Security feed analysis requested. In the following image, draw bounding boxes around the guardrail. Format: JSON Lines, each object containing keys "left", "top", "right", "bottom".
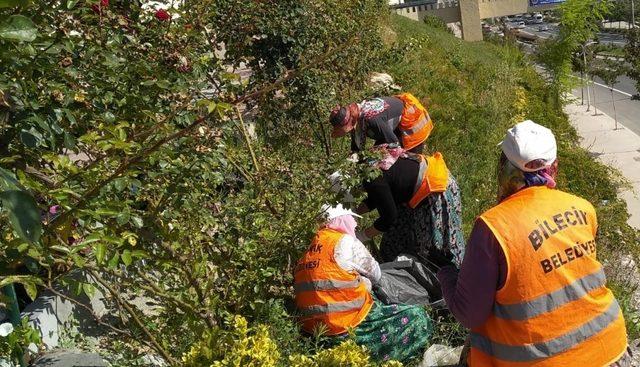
{"left": 389, "top": 0, "right": 438, "bottom": 9}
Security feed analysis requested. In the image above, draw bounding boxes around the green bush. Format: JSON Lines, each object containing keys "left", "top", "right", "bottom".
{"left": 1, "top": 1, "right": 638, "bottom": 365}
{"left": 0, "top": 0, "right": 388, "bottom": 363}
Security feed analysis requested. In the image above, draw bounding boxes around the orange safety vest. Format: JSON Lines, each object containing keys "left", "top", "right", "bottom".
{"left": 396, "top": 93, "right": 434, "bottom": 150}
{"left": 294, "top": 228, "right": 374, "bottom": 335}
{"left": 470, "top": 186, "right": 627, "bottom": 367}
{"left": 407, "top": 152, "right": 449, "bottom": 209}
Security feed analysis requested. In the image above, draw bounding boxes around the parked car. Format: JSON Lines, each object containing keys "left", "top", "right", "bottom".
{"left": 537, "top": 24, "right": 549, "bottom": 31}
{"left": 514, "top": 21, "right": 526, "bottom": 29}
{"left": 533, "top": 13, "right": 544, "bottom": 24}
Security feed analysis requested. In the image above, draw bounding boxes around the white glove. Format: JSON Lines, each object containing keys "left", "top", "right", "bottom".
{"left": 356, "top": 230, "right": 371, "bottom": 243}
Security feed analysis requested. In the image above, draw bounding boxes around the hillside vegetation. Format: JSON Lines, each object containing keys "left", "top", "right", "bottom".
{"left": 1, "top": 2, "right": 638, "bottom": 365}
{"left": 387, "top": 14, "right": 640, "bottom": 339}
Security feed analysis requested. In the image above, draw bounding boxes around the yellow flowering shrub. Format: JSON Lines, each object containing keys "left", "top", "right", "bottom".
{"left": 182, "top": 315, "right": 280, "bottom": 367}
{"left": 510, "top": 87, "right": 529, "bottom": 124}
{"left": 288, "top": 340, "right": 404, "bottom": 367}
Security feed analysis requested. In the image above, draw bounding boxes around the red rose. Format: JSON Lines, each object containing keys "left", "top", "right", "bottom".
{"left": 155, "top": 9, "right": 171, "bottom": 21}
{"left": 91, "top": 0, "right": 109, "bottom": 14}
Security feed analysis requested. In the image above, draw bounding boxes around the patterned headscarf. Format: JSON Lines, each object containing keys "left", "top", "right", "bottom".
{"left": 497, "top": 152, "right": 558, "bottom": 202}
{"left": 372, "top": 143, "right": 406, "bottom": 170}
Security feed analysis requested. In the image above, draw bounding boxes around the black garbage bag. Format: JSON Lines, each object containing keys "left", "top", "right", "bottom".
{"left": 373, "top": 254, "right": 445, "bottom": 309}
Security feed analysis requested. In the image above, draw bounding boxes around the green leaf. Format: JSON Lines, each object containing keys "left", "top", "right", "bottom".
{"left": 0, "top": 0, "right": 28, "bottom": 8}
{"left": 0, "top": 275, "right": 42, "bottom": 300}
{"left": 0, "top": 275, "right": 42, "bottom": 288}
{"left": 0, "top": 167, "right": 20, "bottom": 190}
{"left": 107, "top": 251, "right": 120, "bottom": 269}
{"left": 63, "top": 131, "right": 77, "bottom": 150}
{"left": 116, "top": 211, "right": 130, "bottom": 225}
{"left": 95, "top": 242, "right": 106, "bottom": 264}
{"left": 0, "top": 15, "right": 37, "bottom": 42}
{"left": 66, "top": 0, "right": 79, "bottom": 9}
{"left": 49, "top": 245, "right": 70, "bottom": 254}
{"left": 82, "top": 283, "right": 96, "bottom": 298}
{"left": 121, "top": 249, "right": 132, "bottom": 266}
{"left": 131, "top": 250, "right": 147, "bottom": 259}
{"left": 23, "top": 282, "right": 37, "bottom": 300}
{"left": 0, "top": 190, "right": 42, "bottom": 244}
{"left": 131, "top": 216, "right": 143, "bottom": 228}
{"left": 20, "top": 128, "right": 41, "bottom": 147}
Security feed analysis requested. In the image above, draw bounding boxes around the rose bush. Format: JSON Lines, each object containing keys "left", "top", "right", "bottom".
{"left": 0, "top": 0, "right": 390, "bottom": 364}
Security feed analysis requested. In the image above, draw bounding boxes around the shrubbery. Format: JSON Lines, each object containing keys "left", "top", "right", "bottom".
{"left": 1, "top": 0, "right": 391, "bottom": 363}
{"left": 2, "top": 1, "right": 638, "bottom": 365}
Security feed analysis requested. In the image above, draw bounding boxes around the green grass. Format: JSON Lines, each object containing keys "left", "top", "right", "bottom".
{"left": 388, "top": 15, "right": 640, "bottom": 338}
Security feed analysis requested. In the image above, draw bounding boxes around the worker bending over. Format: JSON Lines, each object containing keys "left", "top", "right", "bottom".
{"left": 329, "top": 93, "right": 433, "bottom": 154}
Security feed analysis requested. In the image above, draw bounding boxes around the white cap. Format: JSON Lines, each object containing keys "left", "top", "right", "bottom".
{"left": 321, "top": 204, "right": 362, "bottom": 220}
{"left": 500, "top": 120, "right": 557, "bottom": 172}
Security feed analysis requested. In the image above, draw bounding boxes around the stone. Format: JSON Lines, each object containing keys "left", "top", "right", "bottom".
{"left": 31, "top": 350, "right": 107, "bottom": 367}
{"left": 141, "top": 354, "right": 167, "bottom": 366}
{"left": 21, "top": 270, "right": 107, "bottom": 349}
{"left": 369, "top": 72, "right": 401, "bottom": 91}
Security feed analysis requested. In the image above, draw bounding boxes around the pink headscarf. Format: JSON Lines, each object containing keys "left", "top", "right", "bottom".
{"left": 325, "top": 214, "right": 358, "bottom": 237}
{"left": 374, "top": 144, "right": 406, "bottom": 170}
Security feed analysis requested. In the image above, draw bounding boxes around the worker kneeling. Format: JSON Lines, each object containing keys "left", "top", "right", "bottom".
{"left": 294, "top": 204, "right": 432, "bottom": 363}
{"left": 438, "top": 120, "right": 630, "bottom": 366}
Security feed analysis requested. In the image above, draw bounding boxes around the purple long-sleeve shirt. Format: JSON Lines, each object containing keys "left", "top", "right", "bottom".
{"left": 437, "top": 219, "right": 508, "bottom": 329}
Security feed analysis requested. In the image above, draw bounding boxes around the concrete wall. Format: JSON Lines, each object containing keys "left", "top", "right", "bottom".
{"left": 393, "top": 0, "right": 560, "bottom": 41}
{"left": 478, "top": 0, "right": 557, "bottom": 19}
{"left": 393, "top": 1, "right": 462, "bottom": 24}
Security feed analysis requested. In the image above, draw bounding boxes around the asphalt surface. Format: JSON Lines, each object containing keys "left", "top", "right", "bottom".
{"left": 509, "top": 23, "right": 640, "bottom": 136}
{"left": 572, "top": 75, "right": 640, "bottom": 136}
{"left": 522, "top": 22, "right": 627, "bottom": 46}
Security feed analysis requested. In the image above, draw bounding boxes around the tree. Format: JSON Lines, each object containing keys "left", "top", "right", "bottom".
{"left": 0, "top": 0, "right": 389, "bottom": 364}
{"left": 536, "top": 0, "right": 610, "bottom": 108}
{"left": 625, "top": 27, "right": 640, "bottom": 99}
{"left": 590, "top": 58, "right": 628, "bottom": 127}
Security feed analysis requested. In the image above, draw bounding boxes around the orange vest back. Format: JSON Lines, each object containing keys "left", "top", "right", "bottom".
{"left": 470, "top": 186, "right": 627, "bottom": 367}
{"left": 407, "top": 152, "right": 449, "bottom": 209}
{"left": 396, "top": 93, "right": 434, "bottom": 150}
{"left": 294, "top": 228, "right": 374, "bottom": 335}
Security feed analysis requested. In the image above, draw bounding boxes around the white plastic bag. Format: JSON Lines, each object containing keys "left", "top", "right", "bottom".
{"left": 419, "top": 344, "right": 463, "bottom": 367}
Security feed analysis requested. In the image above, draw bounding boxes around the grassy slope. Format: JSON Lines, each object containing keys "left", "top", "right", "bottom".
{"left": 387, "top": 15, "right": 640, "bottom": 336}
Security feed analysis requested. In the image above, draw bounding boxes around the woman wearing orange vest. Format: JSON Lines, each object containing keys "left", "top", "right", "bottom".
{"left": 355, "top": 144, "right": 465, "bottom": 267}
{"left": 438, "top": 120, "right": 630, "bottom": 367}
{"left": 329, "top": 93, "right": 433, "bottom": 154}
{"left": 294, "top": 204, "right": 433, "bottom": 363}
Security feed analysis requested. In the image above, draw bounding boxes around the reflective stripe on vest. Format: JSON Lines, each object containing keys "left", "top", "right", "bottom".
{"left": 299, "top": 297, "right": 367, "bottom": 317}
{"left": 293, "top": 279, "right": 362, "bottom": 293}
{"left": 472, "top": 299, "right": 621, "bottom": 362}
{"left": 407, "top": 153, "right": 449, "bottom": 209}
{"left": 396, "top": 93, "right": 433, "bottom": 150}
{"left": 401, "top": 114, "right": 429, "bottom": 136}
{"left": 494, "top": 268, "right": 606, "bottom": 320}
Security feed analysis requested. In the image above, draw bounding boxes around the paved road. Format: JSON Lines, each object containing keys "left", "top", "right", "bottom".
{"left": 571, "top": 75, "right": 640, "bottom": 136}
{"left": 522, "top": 22, "right": 627, "bottom": 46}
{"left": 515, "top": 28, "right": 640, "bottom": 136}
